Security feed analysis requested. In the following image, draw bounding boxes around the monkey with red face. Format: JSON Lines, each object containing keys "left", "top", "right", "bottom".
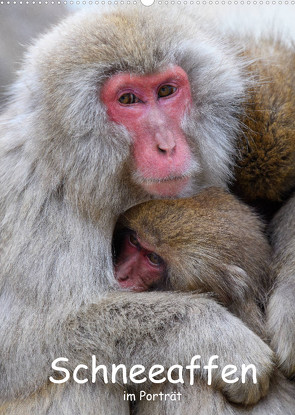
{"left": 101, "top": 67, "right": 195, "bottom": 197}
{"left": 114, "top": 229, "right": 168, "bottom": 292}
{"left": 114, "top": 187, "right": 295, "bottom": 414}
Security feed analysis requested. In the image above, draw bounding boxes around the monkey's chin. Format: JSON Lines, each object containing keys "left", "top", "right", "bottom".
{"left": 142, "top": 177, "right": 190, "bottom": 198}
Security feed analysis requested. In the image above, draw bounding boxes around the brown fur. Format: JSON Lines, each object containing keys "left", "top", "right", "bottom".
{"left": 117, "top": 187, "right": 295, "bottom": 414}
{"left": 0, "top": 7, "right": 278, "bottom": 414}
{"left": 118, "top": 187, "right": 271, "bottom": 337}
{"left": 233, "top": 39, "right": 295, "bottom": 205}
{"left": 2, "top": 6, "right": 295, "bottom": 415}
{"left": 267, "top": 195, "right": 295, "bottom": 379}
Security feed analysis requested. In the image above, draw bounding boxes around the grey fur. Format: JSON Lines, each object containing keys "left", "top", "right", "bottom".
{"left": 0, "top": 7, "right": 278, "bottom": 414}
{"left": 267, "top": 195, "right": 295, "bottom": 380}
{"left": 120, "top": 190, "right": 295, "bottom": 414}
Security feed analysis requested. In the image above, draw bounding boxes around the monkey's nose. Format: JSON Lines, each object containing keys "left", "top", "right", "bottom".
{"left": 155, "top": 129, "right": 176, "bottom": 156}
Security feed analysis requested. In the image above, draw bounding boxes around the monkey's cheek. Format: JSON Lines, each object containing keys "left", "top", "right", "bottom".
{"left": 141, "top": 177, "right": 191, "bottom": 197}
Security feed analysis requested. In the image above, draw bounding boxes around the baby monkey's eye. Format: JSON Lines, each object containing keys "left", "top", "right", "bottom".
{"left": 118, "top": 93, "right": 140, "bottom": 105}
{"left": 158, "top": 85, "right": 177, "bottom": 98}
{"left": 129, "top": 233, "right": 141, "bottom": 248}
{"left": 147, "top": 252, "right": 163, "bottom": 266}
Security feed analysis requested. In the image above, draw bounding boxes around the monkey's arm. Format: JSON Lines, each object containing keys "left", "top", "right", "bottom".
{"left": 267, "top": 195, "right": 295, "bottom": 379}
{"left": 0, "top": 291, "right": 273, "bottom": 406}
{"left": 0, "top": 194, "right": 273, "bottom": 406}
{"left": 63, "top": 292, "right": 274, "bottom": 406}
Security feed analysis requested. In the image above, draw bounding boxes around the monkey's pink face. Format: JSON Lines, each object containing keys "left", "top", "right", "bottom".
{"left": 101, "top": 66, "right": 193, "bottom": 197}
{"left": 114, "top": 231, "right": 165, "bottom": 292}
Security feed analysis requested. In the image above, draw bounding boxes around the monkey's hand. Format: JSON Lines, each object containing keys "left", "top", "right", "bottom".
{"left": 267, "top": 283, "right": 295, "bottom": 379}
{"left": 67, "top": 292, "right": 274, "bottom": 406}
{"left": 211, "top": 326, "right": 274, "bottom": 406}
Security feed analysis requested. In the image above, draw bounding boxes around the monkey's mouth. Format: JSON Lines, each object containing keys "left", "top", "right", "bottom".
{"left": 146, "top": 175, "right": 189, "bottom": 183}
{"left": 140, "top": 176, "right": 191, "bottom": 197}
{"left": 133, "top": 159, "right": 199, "bottom": 197}
{"left": 116, "top": 278, "right": 150, "bottom": 292}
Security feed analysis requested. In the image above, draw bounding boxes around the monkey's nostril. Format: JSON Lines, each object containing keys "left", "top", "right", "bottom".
{"left": 119, "top": 275, "right": 129, "bottom": 281}
{"left": 158, "top": 146, "right": 167, "bottom": 154}
{"left": 157, "top": 145, "right": 176, "bottom": 156}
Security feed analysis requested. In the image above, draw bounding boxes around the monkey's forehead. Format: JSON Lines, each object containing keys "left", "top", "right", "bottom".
{"left": 24, "top": 7, "right": 239, "bottom": 85}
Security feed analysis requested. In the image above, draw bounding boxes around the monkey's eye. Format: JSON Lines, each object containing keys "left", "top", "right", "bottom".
{"left": 147, "top": 252, "right": 163, "bottom": 267}
{"left": 129, "top": 233, "right": 141, "bottom": 248}
{"left": 158, "top": 85, "right": 177, "bottom": 98}
{"left": 118, "top": 93, "right": 140, "bottom": 105}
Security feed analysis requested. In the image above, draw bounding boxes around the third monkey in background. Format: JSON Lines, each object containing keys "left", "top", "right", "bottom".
{"left": 114, "top": 187, "right": 295, "bottom": 414}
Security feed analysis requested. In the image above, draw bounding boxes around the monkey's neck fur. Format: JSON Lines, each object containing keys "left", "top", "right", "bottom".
{"left": 0, "top": 109, "right": 146, "bottom": 307}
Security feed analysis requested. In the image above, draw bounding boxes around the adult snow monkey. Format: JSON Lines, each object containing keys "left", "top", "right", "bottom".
{"left": 1, "top": 6, "right": 295, "bottom": 415}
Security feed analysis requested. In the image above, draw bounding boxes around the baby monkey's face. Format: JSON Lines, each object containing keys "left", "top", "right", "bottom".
{"left": 114, "top": 229, "right": 166, "bottom": 292}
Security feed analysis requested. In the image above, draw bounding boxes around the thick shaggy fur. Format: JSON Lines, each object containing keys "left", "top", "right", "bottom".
{"left": 0, "top": 6, "right": 293, "bottom": 415}
{"left": 234, "top": 39, "right": 295, "bottom": 206}
{"left": 118, "top": 188, "right": 272, "bottom": 336}
{"left": 231, "top": 38, "right": 295, "bottom": 381}
{"left": 267, "top": 196, "right": 295, "bottom": 379}
{"left": 118, "top": 188, "right": 295, "bottom": 414}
